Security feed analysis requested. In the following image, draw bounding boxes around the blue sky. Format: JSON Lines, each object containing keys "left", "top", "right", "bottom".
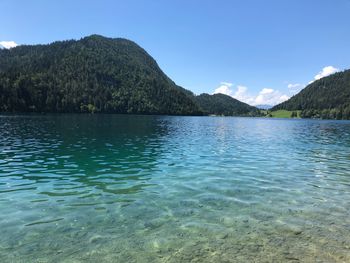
{"left": 1, "top": 0, "right": 350, "bottom": 105}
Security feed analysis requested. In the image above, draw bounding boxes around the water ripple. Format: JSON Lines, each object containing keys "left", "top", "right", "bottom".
{"left": 0, "top": 115, "right": 350, "bottom": 262}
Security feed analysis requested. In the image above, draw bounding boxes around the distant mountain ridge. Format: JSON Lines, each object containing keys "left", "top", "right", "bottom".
{"left": 256, "top": 104, "right": 273, "bottom": 110}
{"left": 272, "top": 69, "right": 350, "bottom": 119}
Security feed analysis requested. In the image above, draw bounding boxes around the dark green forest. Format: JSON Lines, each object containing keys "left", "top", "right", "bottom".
{"left": 272, "top": 70, "right": 350, "bottom": 119}
{"left": 0, "top": 35, "right": 262, "bottom": 116}
{"left": 194, "top": 93, "right": 262, "bottom": 116}
{"left": 2, "top": 34, "right": 348, "bottom": 119}
{"left": 0, "top": 35, "right": 202, "bottom": 115}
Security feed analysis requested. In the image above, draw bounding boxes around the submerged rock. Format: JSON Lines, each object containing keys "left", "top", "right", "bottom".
{"left": 89, "top": 235, "right": 104, "bottom": 244}
{"left": 293, "top": 230, "right": 302, "bottom": 235}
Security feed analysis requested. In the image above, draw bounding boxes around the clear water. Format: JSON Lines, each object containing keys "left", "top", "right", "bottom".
{"left": 1, "top": 115, "right": 350, "bottom": 262}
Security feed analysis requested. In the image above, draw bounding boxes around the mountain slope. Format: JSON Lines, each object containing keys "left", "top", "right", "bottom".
{"left": 194, "top": 93, "right": 261, "bottom": 116}
{"left": 272, "top": 70, "right": 350, "bottom": 119}
{"left": 0, "top": 35, "right": 201, "bottom": 115}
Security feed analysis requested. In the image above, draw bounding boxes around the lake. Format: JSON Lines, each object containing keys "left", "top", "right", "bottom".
{"left": 0, "top": 115, "right": 350, "bottom": 262}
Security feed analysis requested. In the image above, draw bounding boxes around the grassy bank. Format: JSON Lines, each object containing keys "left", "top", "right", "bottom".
{"left": 262, "top": 110, "right": 301, "bottom": 118}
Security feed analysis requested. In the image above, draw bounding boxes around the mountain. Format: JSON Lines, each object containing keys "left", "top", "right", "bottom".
{"left": 256, "top": 104, "right": 273, "bottom": 110}
{"left": 194, "top": 93, "right": 261, "bottom": 116}
{"left": 0, "top": 35, "right": 201, "bottom": 115}
{"left": 272, "top": 70, "right": 350, "bottom": 119}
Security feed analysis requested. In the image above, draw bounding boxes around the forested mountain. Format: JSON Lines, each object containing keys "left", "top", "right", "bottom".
{"left": 0, "top": 35, "right": 202, "bottom": 115}
{"left": 194, "top": 93, "right": 261, "bottom": 116}
{"left": 272, "top": 70, "right": 350, "bottom": 119}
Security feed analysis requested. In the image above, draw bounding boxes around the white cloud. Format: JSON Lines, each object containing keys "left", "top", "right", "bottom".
{"left": 288, "top": 83, "right": 301, "bottom": 89}
{"left": 287, "top": 83, "right": 305, "bottom": 95}
{"left": 260, "top": 88, "right": 274, "bottom": 95}
{"left": 280, "top": 94, "right": 290, "bottom": 101}
{"left": 233, "top": 85, "right": 256, "bottom": 105}
{"left": 0, "top": 41, "right": 18, "bottom": 49}
{"left": 212, "top": 65, "right": 340, "bottom": 107}
{"left": 287, "top": 65, "right": 340, "bottom": 94}
{"left": 309, "top": 66, "right": 339, "bottom": 84}
{"left": 213, "top": 82, "right": 289, "bottom": 106}
{"left": 213, "top": 82, "right": 234, "bottom": 96}
{"left": 220, "top": 82, "right": 233, "bottom": 87}
{"left": 254, "top": 88, "right": 289, "bottom": 106}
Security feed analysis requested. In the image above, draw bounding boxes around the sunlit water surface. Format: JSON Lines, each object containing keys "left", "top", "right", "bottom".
{"left": 1, "top": 115, "right": 350, "bottom": 262}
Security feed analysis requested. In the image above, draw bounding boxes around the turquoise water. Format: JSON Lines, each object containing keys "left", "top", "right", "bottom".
{"left": 1, "top": 115, "right": 350, "bottom": 262}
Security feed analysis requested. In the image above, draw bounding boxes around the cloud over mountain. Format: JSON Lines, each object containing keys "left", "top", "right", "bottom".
{"left": 213, "top": 83, "right": 289, "bottom": 106}
{"left": 0, "top": 41, "right": 18, "bottom": 49}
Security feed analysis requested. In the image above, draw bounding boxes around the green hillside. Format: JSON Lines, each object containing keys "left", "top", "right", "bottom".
{"left": 194, "top": 93, "right": 261, "bottom": 116}
{"left": 0, "top": 35, "right": 201, "bottom": 115}
{"left": 272, "top": 70, "right": 350, "bottom": 119}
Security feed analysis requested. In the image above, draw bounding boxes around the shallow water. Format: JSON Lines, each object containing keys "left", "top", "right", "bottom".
{"left": 0, "top": 115, "right": 350, "bottom": 262}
